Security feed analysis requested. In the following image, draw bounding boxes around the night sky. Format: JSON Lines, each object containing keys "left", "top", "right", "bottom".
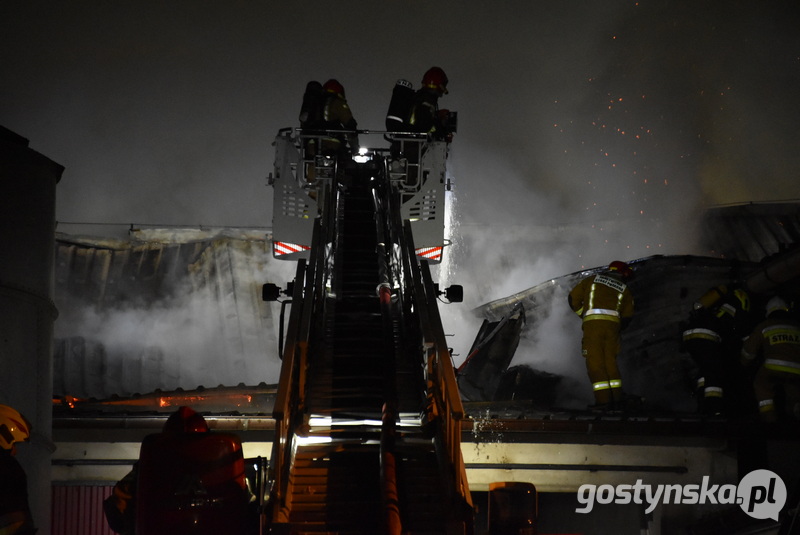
{"left": 2, "top": 0, "right": 799, "bottom": 300}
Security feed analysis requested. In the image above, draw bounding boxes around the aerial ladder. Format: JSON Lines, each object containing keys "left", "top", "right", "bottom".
{"left": 263, "top": 127, "right": 473, "bottom": 534}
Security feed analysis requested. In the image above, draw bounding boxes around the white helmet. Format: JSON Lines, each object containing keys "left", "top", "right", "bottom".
{"left": 766, "top": 296, "right": 789, "bottom": 317}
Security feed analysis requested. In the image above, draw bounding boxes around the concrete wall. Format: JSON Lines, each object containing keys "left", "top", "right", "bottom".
{"left": 0, "top": 126, "right": 63, "bottom": 534}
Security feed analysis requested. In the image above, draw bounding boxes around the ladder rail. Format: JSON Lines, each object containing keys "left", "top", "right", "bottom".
{"left": 400, "top": 219, "right": 474, "bottom": 525}
{"left": 267, "top": 179, "right": 335, "bottom": 523}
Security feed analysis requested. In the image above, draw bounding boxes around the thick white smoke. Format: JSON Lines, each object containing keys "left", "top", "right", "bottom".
{"left": 53, "top": 236, "right": 296, "bottom": 396}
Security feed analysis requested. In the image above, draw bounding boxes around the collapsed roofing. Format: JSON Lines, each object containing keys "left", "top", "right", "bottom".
{"left": 459, "top": 202, "right": 800, "bottom": 411}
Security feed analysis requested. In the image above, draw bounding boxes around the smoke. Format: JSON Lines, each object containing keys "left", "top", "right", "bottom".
{"left": 514, "top": 290, "right": 594, "bottom": 409}
{"left": 439, "top": 32, "right": 716, "bottom": 339}
{"left": 56, "top": 289, "right": 230, "bottom": 394}
{"left": 4, "top": 2, "right": 798, "bottom": 397}
{"left": 436, "top": 1, "right": 800, "bottom": 400}
{"left": 53, "top": 236, "right": 296, "bottom": 396}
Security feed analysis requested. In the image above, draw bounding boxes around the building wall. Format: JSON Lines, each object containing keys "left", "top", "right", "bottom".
{"left": 52, "top": 485, "right": 116, "bottom": 535}
{"left": 0, "top": 126, "right": 63, "bottom": 535}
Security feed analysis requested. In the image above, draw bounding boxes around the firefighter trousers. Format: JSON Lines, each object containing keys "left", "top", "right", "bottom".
{"left": 581, "top": 320, "right": 623, "bottom": 404}
{"left": 753, "top": 366, "right": 800, "bottom": 422}
{"left": 682, "top": 336, "right": 739, "bottom": 415}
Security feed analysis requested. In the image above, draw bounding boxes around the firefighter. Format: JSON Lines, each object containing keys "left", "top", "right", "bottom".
{"left": 390, "top": 67, "right": 455, "bottom": 188}
{"left": 0, "top": 404, "right": 36, "bottom": 535}
{"left": 103, "top": 406, "right": 212, "bottom": 535}
{"left": 319, "top": 78, "right": 359, "bottom": 157}
{"left": 741, "top": 296, "right": 800, "bottom": 422}
{"left": 681, "top": 283, "right": 753, "bottom": 416}
{"left": 300, "top": 79, "right": 358, "bottom": 185}
{"left": 408, "top": 66, "right": 453, "bottom": 142}
{"left": 568, "top": 261, "right": 635, "bottom": 410}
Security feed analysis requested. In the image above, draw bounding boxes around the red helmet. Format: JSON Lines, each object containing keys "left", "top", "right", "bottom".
{"left": 323, "top": 79, "right": 345, "bottom": 97}
{"left": 422, "top": 67, "right": 448, "bottom": 95}
{"left": 162, "top": 406, "right": 209, "bottom": 434}
{"left": 608, "top": 260, "right": 633, "bottom": 280}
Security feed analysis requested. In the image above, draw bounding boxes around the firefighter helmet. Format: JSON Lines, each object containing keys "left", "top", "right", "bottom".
{"left": 422, "top": 66, "right": 448, "bottom": 95}
{"left": 0, "top": 405, "right": 32, "bottom": 450}
{"left": 162, "top": 406, "right": 209, "bottom": 434}
{"left": 608, "top": 260, "right": 633, "bottom": 280}
{"left": 322, "top": 79, "right": 345, "bottom": 97}
{"left": 766, "top": 296, "right": 789, "bottom": 317}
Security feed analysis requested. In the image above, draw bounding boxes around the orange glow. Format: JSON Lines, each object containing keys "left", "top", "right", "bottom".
{"left": 53, "top": 395, "right": 84, "bottom": 409}
{"left": 53, "top": 389, "right": 263, "bottom": 411}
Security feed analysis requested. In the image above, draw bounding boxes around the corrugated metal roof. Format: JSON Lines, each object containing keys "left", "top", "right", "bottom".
{"left": 53, "top": 230, "right": 294, "bottom": 398}
{"left": 702, "top": 201, "right": 800, "bottom": 261}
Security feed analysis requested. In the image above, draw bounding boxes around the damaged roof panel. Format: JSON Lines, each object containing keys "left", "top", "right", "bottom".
{"left": 53, "top": 229, "right": 294, "bottom": 399}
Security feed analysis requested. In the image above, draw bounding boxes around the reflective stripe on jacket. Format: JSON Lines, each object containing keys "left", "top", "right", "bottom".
{"left": 741, "top": 317, "right": 800, "bottom": 366}
{"left": 682, "top": 328, "right": 722, "bottom": 343}
{"left": 569, "top": 273, "right": 633, "bottom": 324}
